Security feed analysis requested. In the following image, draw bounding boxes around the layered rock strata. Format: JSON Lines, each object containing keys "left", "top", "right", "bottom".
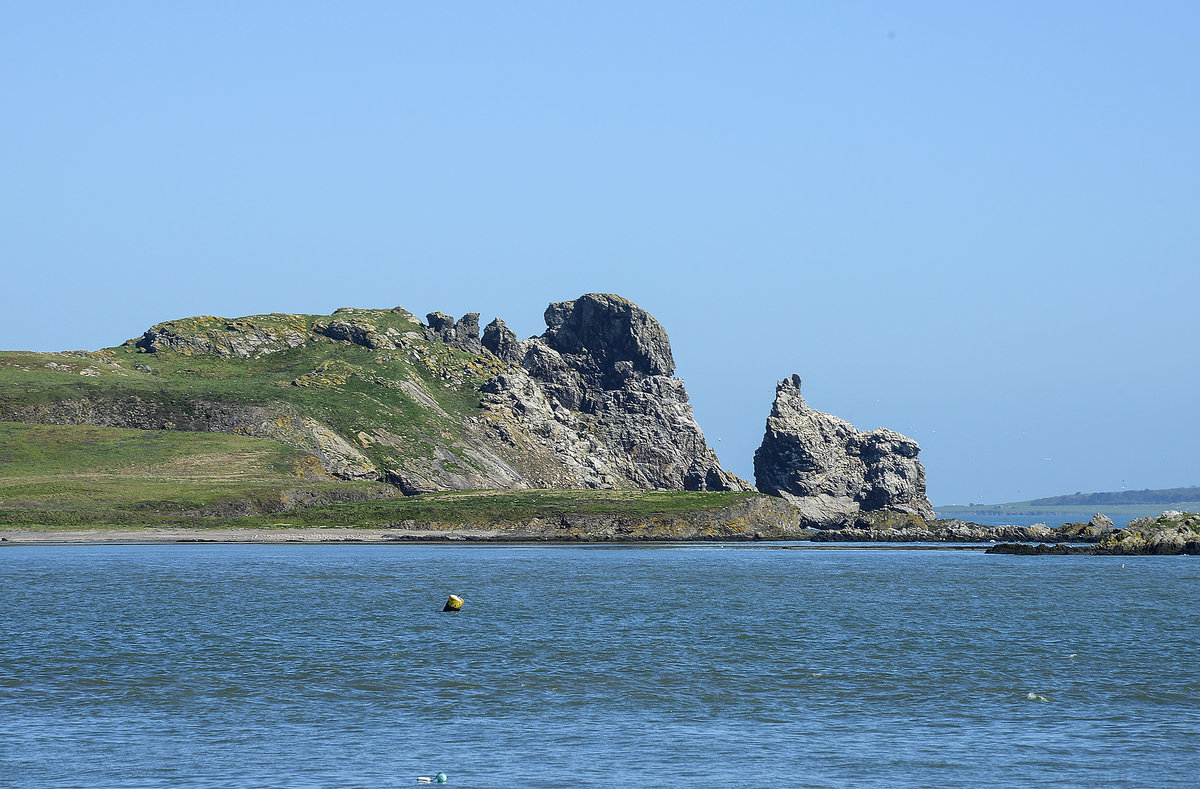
{"left": 753, "top": 374, "right": 934, "bottom": 525}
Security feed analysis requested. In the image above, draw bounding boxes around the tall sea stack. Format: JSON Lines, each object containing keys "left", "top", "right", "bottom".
{"left": 753, "top": 374, "right": 934, "bottom": 525}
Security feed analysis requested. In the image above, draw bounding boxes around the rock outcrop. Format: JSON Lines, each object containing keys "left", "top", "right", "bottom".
{"left": 753, "top": 374, "right": 934, "bottom": 525}
{"left": 478, "top": 294, "right": 749, "bottom": 492}
{"left": 425, "top": 312, "right": 484, "bottom": 353}
{"left": 481, "top": 318, "right": 524, "bottom": 365}
{"left": 811, "top": 513, "right": 1088, "bottom": 543}
{"left": 1091, "top": 510, "right": 1200, "bottom": 554}
{"left": 133, "top": 316, "right": 310, "bottom": 358}
{"left": 1056, "top": 513, "right": 1117, "bottom": 539}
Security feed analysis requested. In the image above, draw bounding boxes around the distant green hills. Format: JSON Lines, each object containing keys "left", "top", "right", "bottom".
{"left": 1028, "top": 486, "right": 1200, "bottom": 507}
{"left": 936, "top": 485, "right": 1200, "bottom": 526}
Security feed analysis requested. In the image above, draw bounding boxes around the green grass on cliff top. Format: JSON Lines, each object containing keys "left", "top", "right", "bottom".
{"left": 0, "top": 307, "right": 506, "bottom": 477}
{"left": 0, "top": 422, "right": 758, "bottom": 530}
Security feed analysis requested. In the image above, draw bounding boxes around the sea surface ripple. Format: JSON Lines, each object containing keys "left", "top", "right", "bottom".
{"left": 1, "top": 544, "right": 1197, "bottom": 788}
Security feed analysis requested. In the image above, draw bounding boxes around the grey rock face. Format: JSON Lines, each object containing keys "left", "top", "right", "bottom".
{"left": 481, "top": 318, "right": 523, "bottom": 364}
{"left": 542, "top": 293, "right": 674, "bottom": 382}
{"left": 478, "top": 294, "right": 749, "bottom": 492}
{"left": 1059, "top": 512, "right": 1118, "bottom": 539}
{"left": 1088, "top": 513, "right": 1116, "bottom": 535}
{"left": 133, "top": 321, "right": 307, "bottom": 359}
{"left": 313, "top": 318, "right": 394, "bottom": 349}
{"left": 754, "top": 374, "right": 934, "bottom": 524}
{"left": 425, "top": 312, "right": 484, "bottom": 353}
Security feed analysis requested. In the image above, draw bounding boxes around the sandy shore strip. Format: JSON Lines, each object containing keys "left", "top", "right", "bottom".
{"left": 0, "top": 528, "right": 996, "bottom": 549}
{"left": 0, "top": 527, "right": 512, "bottom": 545}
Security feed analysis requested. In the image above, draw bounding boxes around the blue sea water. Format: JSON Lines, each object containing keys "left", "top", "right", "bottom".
{"left": 935, "top": 512, "right": 1143, "bottom": 529}
{"left": 1, "top": 544, "right": 1197, "bottom": 788}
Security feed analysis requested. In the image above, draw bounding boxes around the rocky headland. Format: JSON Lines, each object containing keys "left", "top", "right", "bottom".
{"left": 1, "top": 295, "right": 747, "bottom": 500}
{"left": 3, "top": 292, "right": 1185, "bottom": 547}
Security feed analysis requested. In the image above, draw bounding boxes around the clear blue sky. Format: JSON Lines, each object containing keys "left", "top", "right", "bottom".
{"left": 3, "top": 2, "right": 1197, "bottom": 505}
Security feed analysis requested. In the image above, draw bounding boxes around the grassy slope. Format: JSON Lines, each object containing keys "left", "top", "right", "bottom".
{"left": 937, "top": 484, "right": 1200, "bottom": 517}
{"left": 1029, "top": 485, "right": 1200, "bottom": 506}
{"left": 0, "top": 422, "right": 760, "bottom": 530}
{"left": 0, "top": 422, "right": 389, "bottom": 528}
{"left": 0, "top": 308, "right": 505, "bottom": 477}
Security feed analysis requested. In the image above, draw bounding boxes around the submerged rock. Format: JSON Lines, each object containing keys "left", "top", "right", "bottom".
{"left": 753, "top": 374, "right": 934, "bottom": 525}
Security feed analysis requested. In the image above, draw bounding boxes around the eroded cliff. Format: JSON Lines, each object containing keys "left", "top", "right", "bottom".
{"left": 0, "top": 295, "right": 747, "bottom": 495}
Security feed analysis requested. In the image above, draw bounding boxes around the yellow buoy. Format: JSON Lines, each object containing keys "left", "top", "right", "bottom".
{"left": 442, "top": 594, "right": 464, "bottom": 612}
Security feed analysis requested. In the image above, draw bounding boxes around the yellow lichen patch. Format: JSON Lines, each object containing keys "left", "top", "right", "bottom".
{"left": 292, "top": 455, "right": 328, "bottom": 479}
{"left": 291, "top": 359, "right": 359, "bottom": 388}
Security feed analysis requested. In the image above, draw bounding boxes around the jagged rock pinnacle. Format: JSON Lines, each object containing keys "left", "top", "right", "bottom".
{"left": 754, "top": 374, "right": 934, "bottom": 524}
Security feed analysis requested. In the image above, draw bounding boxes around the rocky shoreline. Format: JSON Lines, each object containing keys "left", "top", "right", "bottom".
{"left": 6, "top": 508, "right": 1196, "bottom": 553}
{"left": 986, "top": 511, "right": 1200, "bottom": 556}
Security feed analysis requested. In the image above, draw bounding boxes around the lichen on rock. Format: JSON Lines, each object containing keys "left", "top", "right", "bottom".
{"left": 129, "top": 315, "right": 309, "bottom": 358}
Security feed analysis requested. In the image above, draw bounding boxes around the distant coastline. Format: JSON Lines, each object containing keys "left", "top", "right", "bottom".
{"left": 937, "top": 485, "right": 1200, "bottom": 528}
{"left": 934, "top": 506, "right": 1171, "bottom": 529}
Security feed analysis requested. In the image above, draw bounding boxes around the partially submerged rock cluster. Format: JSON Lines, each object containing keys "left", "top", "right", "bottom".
{"left": 988, "top": 511, "right": 1200, "bottom": 555}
